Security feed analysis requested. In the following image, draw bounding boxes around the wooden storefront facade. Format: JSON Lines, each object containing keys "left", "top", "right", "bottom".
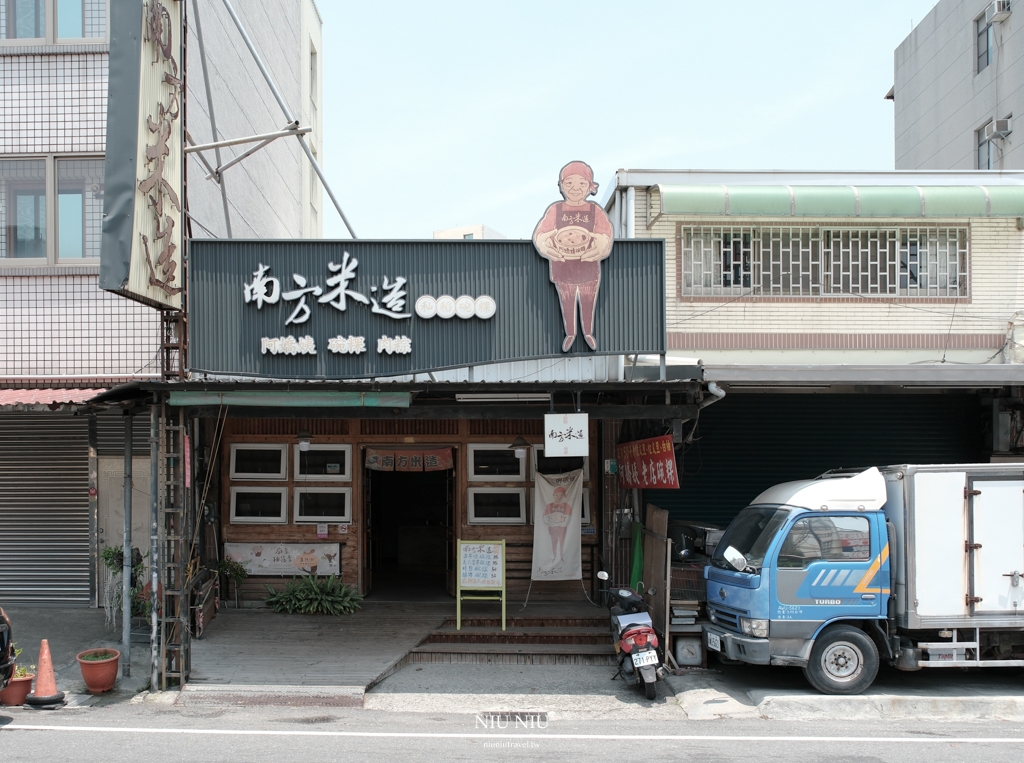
{"left": 219, "top": 415, "right": 607, "bottom": 603}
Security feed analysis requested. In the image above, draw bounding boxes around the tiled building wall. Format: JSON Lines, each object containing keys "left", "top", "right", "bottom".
{"left": 631, "top": 187, "right": 1023, "bottom": 352}
{"left": 0, "top": 51, "right": 107, "bottom": 153}
{"left": 0, "top": 273, "right": 161, "bottom": 383}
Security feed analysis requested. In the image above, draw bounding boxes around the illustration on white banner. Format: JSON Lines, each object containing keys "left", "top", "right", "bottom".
{"left": 532, "top": 469, "right": 584, "bottom": 581}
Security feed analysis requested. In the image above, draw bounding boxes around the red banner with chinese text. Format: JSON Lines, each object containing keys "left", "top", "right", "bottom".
{"left": 365, "top": 447, "right": 453, "bottom": 472}
{"left": 615, "top": 435, "right": 679, "bottom": 489}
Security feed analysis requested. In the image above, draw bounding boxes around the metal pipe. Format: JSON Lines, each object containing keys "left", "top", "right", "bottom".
{"left": 191, "top": 0, "right": 232, "bottom": 237}
{"left": 219, "top": 0, "right": 357, "bottom": 238}
{"left": 122, "top": 411, "right": 133, "bottom": 676}
{"left": 206, "top": 126, "right": 302, "bottom": 179}
{"left": 149, "top": 404, "right": 160, "bottom": 691}
{"left": 184, "top": 126, "right": 309, "bottom": 154}
{"left": 625, "top": 187, "right": 636, "bottom": 238}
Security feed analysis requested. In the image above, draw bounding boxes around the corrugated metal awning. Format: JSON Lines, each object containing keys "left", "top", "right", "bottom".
{"left": 0, "top": 388, "right": 107, "bottom": 411}
{"left": 656, "top": 184, "right": 1024, "bottom": 218}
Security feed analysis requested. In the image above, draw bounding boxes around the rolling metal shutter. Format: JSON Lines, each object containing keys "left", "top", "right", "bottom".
{"left": 95, "top": 410, "right": 151, "bottom": 456}
{"left": 0, "top": 412, "right": 91, "bottom": 605}
{"left": 645, "top": 393, "right": 989, "bottom": 529}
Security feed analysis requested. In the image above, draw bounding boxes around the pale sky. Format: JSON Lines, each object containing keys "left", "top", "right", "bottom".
{"left": 318, "top": 0, "right": 940, "bottom": 240}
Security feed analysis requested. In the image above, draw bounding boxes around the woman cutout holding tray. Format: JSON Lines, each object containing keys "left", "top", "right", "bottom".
{"left": 532, "top": 160, "right": 614, "bottom": 352}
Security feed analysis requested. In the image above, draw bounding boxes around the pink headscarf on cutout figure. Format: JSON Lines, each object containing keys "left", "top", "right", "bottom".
{"left": 559, "top": 160, "right": 599, "bottom": 196}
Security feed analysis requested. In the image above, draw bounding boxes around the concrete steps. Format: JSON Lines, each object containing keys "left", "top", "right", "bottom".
{"left": 409, "top": 614, "right": 618, "bottom": 665}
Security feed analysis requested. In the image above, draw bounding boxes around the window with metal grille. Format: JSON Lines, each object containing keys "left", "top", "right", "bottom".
{"left": 679, "top": 225, "right": 968, "bottom": 298}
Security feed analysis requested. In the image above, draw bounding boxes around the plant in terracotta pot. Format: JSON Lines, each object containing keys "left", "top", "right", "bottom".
{"left": 76, "top": 648, "right": 120, "bottom": 693}
{"left": 0, "top": 644, "right": 35, "bottom": 706}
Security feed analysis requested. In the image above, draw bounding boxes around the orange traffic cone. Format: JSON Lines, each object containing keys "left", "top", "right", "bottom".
{"left": 25, "top": 639, "right": 65, "bottom": 708}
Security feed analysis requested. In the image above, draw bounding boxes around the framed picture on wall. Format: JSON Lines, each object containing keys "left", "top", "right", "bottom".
{"left": 293, "top": 487, "right": 352, "bottom": 524}
{"left": 230, "top": 443, "right": 288, "bottom": 480}
{"left": 467, "top": 487, "right": 527, "bottom": 525}
{"left": 294, "top": 444, "right": 352, "bottom": 482}
{"left": 229, "top": 486, "right": 288, "bottom": 524}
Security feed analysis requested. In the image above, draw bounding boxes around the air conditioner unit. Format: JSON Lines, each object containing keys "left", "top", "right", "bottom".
{"left": 985, "top": 118, "right": 1013, "bottom": 140}
{"left": 986, "top": 1, "right": 1011, "bottom": 24}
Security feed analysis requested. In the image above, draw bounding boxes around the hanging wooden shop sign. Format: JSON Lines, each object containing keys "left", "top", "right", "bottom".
{"left": 616, "top": 435, "right": 680, "bottom": 489}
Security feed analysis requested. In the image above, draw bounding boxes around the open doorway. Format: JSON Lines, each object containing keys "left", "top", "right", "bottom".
{"left": 366, "top": 468, "right": 453, "bottom": 601}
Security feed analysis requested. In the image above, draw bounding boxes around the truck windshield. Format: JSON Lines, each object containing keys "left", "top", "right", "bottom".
{"left": 711, "top": 506, "right": 790, "bottom": 573}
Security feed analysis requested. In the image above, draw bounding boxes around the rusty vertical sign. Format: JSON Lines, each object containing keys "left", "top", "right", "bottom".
{"left": 101, "top": 0, "right": 184, "bottom": 310}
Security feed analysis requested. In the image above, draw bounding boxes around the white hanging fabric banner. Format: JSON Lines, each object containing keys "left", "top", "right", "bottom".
{"left": 531, "top": 469, "right": 584, "bottom": 581}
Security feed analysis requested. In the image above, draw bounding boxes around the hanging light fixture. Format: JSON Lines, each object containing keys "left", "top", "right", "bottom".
{"left": 507, "top": 435, "right": 529, "bottom": 459}
{"left": 297, "top": 429, "right": 312, "bottom": 452}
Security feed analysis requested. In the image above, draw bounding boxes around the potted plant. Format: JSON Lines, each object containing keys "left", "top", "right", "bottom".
{"left": 217, "top": 558, "right": 248, "bottom": 608}
{"left": 0, "top": 644, "right": 35, "bottom": 706}
{"left": 76, "top": 648, "right": 120, "bottom": 693}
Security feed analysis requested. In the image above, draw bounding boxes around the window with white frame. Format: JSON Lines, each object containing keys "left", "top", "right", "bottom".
{"left": 0, "top": 157, "right": 105, "bottom": 264}
{"left": 0, "top": 0, "right": 107, "bottom": 43}
{"left": 679, "top": 225, "right": 968, "bottom": 298}
{"left": 468, "top": 487, "right": 527, "bottom": 525}
{"left": 230, "top": 443, "right": 289, "bottom": 480}
{"left": 532, "top": 446, "right": 588, "bottom": 484}
{"left": 467, "top": 444, "right": 526, "bottom": 482}
{"left": 230, "top": 487, "right": 288, "bottom": 524}
{"left": 294, "top": 487, "right": 351, "bottom": 524}
{"left": 294, "top": 444, "right": 351, "bottom": 482}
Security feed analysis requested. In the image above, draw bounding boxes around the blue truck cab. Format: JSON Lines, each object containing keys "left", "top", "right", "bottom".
{"left": 703, "top": 467, "right": 892, "bottom": 694}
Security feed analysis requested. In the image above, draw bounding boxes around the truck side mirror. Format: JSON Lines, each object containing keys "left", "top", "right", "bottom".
{"left": 723, "top": 545, "right": 748, "bottom": 573}
{"left": 597, "top": 571, "right": 609, "bottom": 581}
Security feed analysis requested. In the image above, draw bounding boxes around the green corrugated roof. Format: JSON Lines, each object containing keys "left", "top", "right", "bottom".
{"left": 657, "top": 184, "right": 1024, "bottom": 218}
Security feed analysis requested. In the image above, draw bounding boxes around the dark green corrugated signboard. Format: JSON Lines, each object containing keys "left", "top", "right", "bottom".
{"left": 188, "top": 239, "right": 665, "bottom": 379}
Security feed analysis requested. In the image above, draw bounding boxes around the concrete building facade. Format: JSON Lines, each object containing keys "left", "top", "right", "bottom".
{"left": 0, "top": 0, "right": 322, "bottom": 605}
{"left": 894, "top": 0, "right": 1023, "bottom": 170}
{"left": 604, "top": 169, "right": 1024, "bottom": 523}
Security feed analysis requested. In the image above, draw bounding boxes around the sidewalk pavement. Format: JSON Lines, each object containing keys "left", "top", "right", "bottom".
{"left": 664, "top": 661, "right": 1024, "bottom": 721}
{"left": 3, "top": 607, "right": 150, "bottom": 707}
{"left": 6, "top": 605, "right": 1024, "bottom": 721}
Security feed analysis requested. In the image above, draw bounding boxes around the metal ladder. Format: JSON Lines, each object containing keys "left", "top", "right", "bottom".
{"left": 159, "top": 403, "right": 192, "bottom": 689}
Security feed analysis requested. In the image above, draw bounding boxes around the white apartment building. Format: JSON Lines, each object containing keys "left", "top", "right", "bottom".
{"left": 604, "top": 169, "right": 1024, "bottom": 525}
{"left": 0, "top": 0, "right": 322, "bottom": 605}
{"left": 894, "top": 0, "right": 1022, "bottom": 170}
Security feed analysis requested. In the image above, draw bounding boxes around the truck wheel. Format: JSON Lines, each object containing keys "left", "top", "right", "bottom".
{"left": 802, "top": 625, "right": 878, "bottom": 695}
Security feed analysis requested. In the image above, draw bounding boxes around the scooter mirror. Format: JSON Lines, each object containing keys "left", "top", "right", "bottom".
{"left": 597, "top": 571, "right": 609, "bottom": 581}
{"left": 647, "top": 587, "right": 658, "bottom": 597}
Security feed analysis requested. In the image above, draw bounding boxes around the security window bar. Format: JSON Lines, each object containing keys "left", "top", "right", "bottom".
{"left": 680, "top": 225, "right": 968, "bottom": 298}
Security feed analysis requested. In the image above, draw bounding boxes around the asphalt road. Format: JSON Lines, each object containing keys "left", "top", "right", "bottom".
{"left": 2, "top": 702, "right": 1023, "bottom": 763}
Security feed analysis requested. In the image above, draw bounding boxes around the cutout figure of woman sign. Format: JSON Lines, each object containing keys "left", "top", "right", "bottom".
{"left": 532, "top": 161, "right": 614, "bottom": 352}
{"left": 543, "top": 486, "right": 573, "bottom": 567}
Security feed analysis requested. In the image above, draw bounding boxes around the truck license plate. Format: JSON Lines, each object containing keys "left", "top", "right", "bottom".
{"left": 632, "top": 649, "right": 659, "bottom": 667}
{"left": 707, "top": 632, "right": 721, "bottom": 652}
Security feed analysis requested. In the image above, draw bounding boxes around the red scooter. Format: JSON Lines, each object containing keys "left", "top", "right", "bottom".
{"left": 597, "top": 570, "right": 661, "bottom": 699}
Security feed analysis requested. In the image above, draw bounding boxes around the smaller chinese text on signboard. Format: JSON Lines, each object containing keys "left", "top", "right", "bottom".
{"left": 616, "top": 435, "right": 679, "bottom": 489}
{"left": 459, "top": 542, "right": 504, "bottom": 589}
{"left": 544, "top": 413, "right": 589, "bottom": 457}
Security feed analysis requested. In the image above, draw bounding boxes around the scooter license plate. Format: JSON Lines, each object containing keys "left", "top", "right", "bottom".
{"left": 707, "top": 632, "right": 722, "bottom": 652}
{"left": 631, "top": 649, "right": 659, "bottom": 668}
